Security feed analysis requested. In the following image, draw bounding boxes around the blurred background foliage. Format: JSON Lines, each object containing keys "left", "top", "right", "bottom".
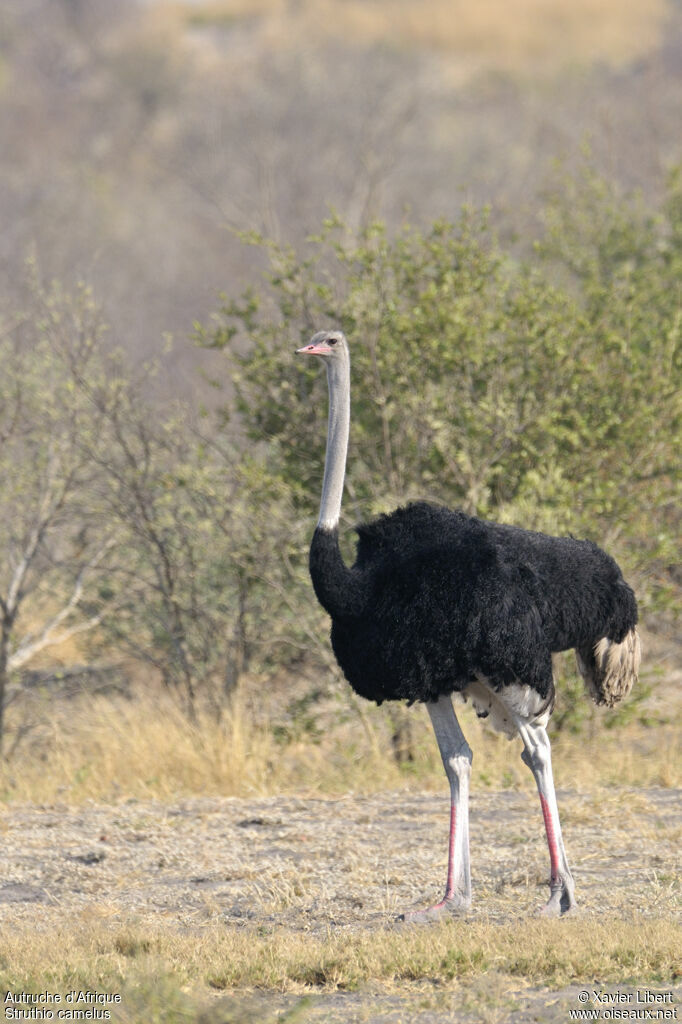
{"left": 0, "top": 0, "right": 680, "bottom": 775}
{"left": 202, "top": 172, "right": 681, "bottom": 613}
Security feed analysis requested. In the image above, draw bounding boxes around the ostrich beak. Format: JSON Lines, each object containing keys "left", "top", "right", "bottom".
{"left": 296, "top": 342, "right": 330, "bottom": 356}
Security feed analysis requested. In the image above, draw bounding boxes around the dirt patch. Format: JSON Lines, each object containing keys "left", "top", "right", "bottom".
{"left": 1, "top": 787, "right": 679, "bottom": 927}
{"left": 0, "top": 787, "right": 680, "bottom": 1021}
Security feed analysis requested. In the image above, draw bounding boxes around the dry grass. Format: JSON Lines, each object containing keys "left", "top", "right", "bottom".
{"left": 0, "top": 686, "right": 679, "bottom": 804}
{"left": 1, "top": 915, "right": 679, "bottom": 1003}
{"left": 161, "top": 0, "right": 670, "bottom": 75}
{"left": 0, "top": 689, "right": 679, "bottom": 1022}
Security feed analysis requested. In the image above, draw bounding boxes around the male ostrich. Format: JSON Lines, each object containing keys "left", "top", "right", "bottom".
{"left": 297, "top": 329, "right": 640, "bottom": 919}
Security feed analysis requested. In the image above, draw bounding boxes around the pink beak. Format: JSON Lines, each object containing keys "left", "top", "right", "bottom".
{"left": 296, "top": 342, "right": 331, "bottom": 356}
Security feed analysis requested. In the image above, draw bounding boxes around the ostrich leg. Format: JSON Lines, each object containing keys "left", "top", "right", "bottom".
{"left": 514, "top": 716, "right": 576, "bottom": 916}
{"left": 399, "top": 694, "right": 472, "bottom": 921}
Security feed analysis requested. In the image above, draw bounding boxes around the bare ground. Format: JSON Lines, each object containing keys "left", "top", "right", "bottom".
{"left": 0, "top": 786, "right": 680, "bottom": 1022}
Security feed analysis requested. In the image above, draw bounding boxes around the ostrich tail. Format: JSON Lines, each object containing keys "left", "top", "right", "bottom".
{"left": 575, "top": 627, "right": 641, "bottom": 708}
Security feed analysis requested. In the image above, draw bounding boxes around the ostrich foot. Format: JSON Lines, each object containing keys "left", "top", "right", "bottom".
{"left": 537, "top": 879, "right": 577, "bottom": 917}
{"left": 397, "top": 893, "right": 471, "bottom": 924}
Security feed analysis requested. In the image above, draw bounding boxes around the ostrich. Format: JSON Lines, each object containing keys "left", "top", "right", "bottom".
{"left": 297, "top": 329, "right": 640, "bottom": 919}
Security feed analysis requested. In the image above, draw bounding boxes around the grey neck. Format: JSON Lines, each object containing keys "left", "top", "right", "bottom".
{"left": 318, "top": 351, "right": 350, "bottom": 531}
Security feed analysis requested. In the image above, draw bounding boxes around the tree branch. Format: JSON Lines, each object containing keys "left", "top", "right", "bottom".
{"left": 8, "top": 536, "right": 117, "bottom": 671}
{"left": 5, "top": 447, "right": 66, "bottom": 615}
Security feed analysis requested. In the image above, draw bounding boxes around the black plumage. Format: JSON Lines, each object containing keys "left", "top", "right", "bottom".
{"left": 310, "top": 501, "right": 638, "bottom": 709}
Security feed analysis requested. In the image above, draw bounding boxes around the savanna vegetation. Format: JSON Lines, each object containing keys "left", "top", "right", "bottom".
{"left": 0, "top": 165, "right": 680, "bottom": 796}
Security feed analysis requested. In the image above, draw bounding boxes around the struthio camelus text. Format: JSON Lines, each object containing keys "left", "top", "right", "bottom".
{"left": 297, "top": 329, "right": 640, "bottom": 919}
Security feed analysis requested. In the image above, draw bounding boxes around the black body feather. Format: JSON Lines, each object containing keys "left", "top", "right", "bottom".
{"left": 309, "top": 501, "right": 638, "bottom": 707}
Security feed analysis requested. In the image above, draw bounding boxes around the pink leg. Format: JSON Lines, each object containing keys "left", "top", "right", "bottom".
{"left": 414, "top": 801, "right": 457, "bottom": 916}
{"left": 540, "top": 794, "right": 561, "bottom": 888}
{"left": 398, "top": 696, "right": 472, "bottom": 922}
{"left": 444, "top": 801, "right": 457, "bottom": 899}
{"left": 517, "top": 718, "right": 576, "bottom": 916}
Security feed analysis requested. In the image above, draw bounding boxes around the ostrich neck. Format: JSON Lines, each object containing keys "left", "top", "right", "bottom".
{"left": 318, "top": 355, "right": 350, "bottom": 530}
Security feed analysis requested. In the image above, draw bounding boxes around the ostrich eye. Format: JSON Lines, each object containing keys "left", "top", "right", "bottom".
{"left": 328, "top": 338, "right": 338, "bottom": 345}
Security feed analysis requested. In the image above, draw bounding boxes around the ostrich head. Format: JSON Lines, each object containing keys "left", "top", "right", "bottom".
{"left": 296, "top": 329, "right": 348, "bottom": 362}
